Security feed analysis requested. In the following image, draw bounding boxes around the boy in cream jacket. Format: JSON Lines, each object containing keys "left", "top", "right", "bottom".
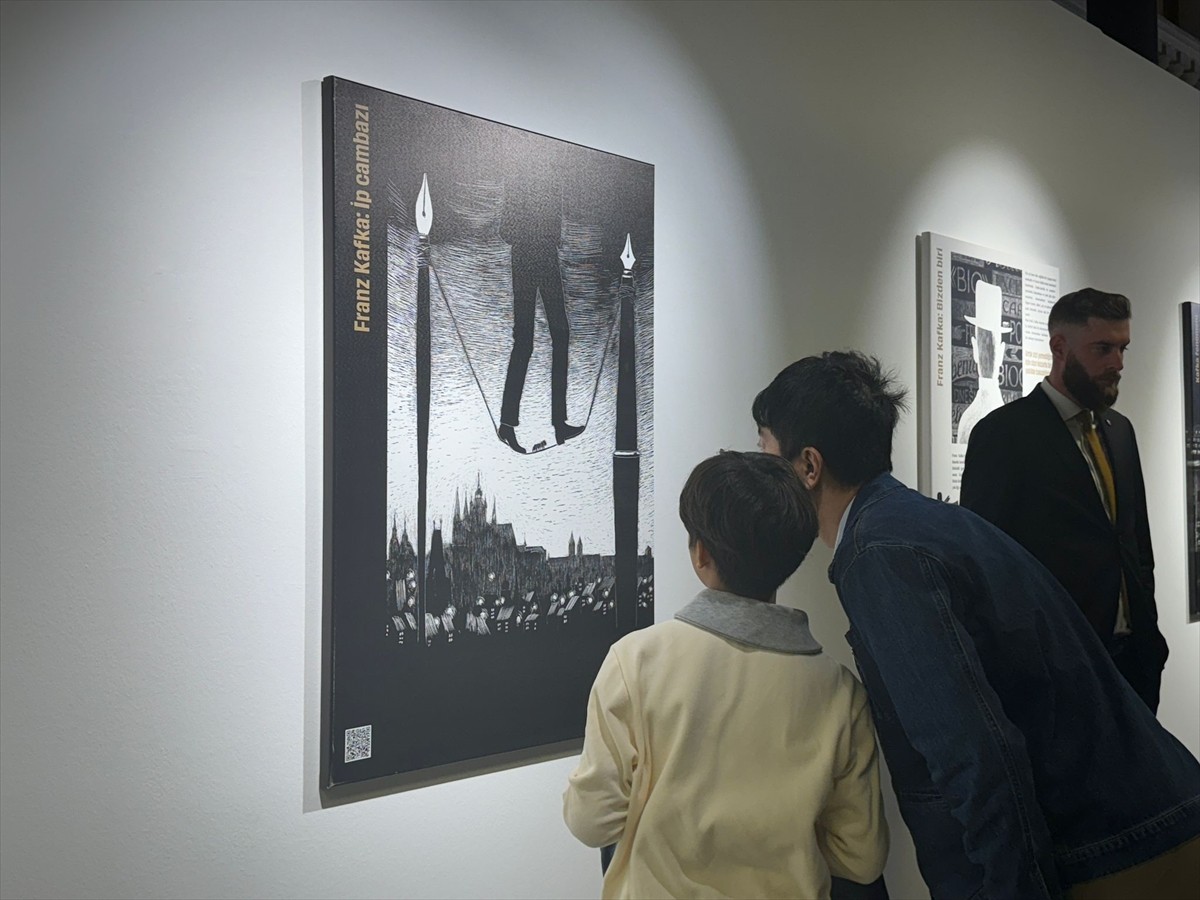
{"left": 563, "top": 451, "right": 888, "bottom": 899}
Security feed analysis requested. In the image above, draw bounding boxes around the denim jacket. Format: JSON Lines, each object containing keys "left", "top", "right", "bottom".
{"left": 830, "top": 473, "right": 1200, "bottom": 899}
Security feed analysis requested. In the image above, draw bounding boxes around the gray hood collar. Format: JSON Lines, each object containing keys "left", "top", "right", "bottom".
{"left": 674, "top": 588, "right": 822, "bottom": 655}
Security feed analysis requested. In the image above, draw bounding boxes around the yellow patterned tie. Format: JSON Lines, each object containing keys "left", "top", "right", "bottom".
{"left": 1079, "top": 411, "right": 1130, "bottom": 629}
{"left": 1080, "top": 411, "right": 1117, "bottom": 522}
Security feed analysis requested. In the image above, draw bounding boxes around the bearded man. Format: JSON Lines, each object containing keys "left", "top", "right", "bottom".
{"left": 961, "top": 288, "right": 1168, "bottom": 712}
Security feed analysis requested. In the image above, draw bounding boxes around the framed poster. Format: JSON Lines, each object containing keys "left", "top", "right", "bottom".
{"left": 323, "top": 77, "right": 655, "bottom": 787}
{"left": 1184, "top": 303, "right": 1199, "bottom": 623}
{"left": 918, "top": 233, "right": 1059, "bottom": 502}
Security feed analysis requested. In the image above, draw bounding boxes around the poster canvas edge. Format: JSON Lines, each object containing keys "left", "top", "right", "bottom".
{"left": 917, "top": 231, "right": 1060, "bottom": 503}
{"left": 320, "top": 75, "right": 656, "bottom": 790}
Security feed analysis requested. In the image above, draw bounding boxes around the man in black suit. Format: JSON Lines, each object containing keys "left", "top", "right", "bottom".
{"left": 961, "top": 288, "right": 1168, "bottom": 712}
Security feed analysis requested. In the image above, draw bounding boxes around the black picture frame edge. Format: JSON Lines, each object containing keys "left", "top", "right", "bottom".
{"left": 319, "top": 737, "right": 583, "bottom": 808}
{"left": 1184, "top": 301, "right": 1199, "bottom": 624}
{"left": 320, "top": 74, "right": 337, "bottom": 792}
{"left": 324, "top": 75, "right": 654, "bottom": 171}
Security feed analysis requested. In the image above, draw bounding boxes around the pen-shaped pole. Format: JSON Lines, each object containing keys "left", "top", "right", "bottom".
{"left": 415, "top": 174, "right": 433, "bottom": 645}
{"left": 613, "top": 234, "right": 639, "bottom": 633}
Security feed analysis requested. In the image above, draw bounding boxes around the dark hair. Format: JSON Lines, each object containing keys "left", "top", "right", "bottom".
{"left": 1048, "top": 288, "right": 1131, "bottom": 331}
{"left": 678, "top": 451, "right": 817, "bottom": 600}
{"left": 752, "top": 351, "right": 907, "bottom": 487}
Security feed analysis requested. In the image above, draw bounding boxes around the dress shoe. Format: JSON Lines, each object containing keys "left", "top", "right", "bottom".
{"left": 498, "top": 424, "right": 526, "bottom": 454}
{"left": 554, "top": 422, "right": 585, "bottom": 445}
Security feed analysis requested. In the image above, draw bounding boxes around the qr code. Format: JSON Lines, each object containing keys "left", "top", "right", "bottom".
{"left": 345, "top": 725, "right": 372, "bottom": 763}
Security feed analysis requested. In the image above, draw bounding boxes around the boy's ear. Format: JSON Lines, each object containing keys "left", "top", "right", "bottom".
{"left": 795, "top": 447, "right": 823, "bottom": 489}
{"left": 691, "top": 538, "right": 713, "bottom": 571}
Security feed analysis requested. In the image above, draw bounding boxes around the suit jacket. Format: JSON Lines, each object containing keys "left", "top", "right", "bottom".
{"left": 960, "top": 383, "right": 1167, "bottom": 707}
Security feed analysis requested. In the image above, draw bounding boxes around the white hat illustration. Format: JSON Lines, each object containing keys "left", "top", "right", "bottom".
{"left": 965, "top": 281, "right": 1013, "bottom": 335}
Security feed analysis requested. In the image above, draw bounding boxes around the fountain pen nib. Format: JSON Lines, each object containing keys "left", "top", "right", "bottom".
{"left": 620, "top": 233, "right": 635, "bottom": 271}
{"left": 416, "top": 173, "right": 433, "bottom": 236}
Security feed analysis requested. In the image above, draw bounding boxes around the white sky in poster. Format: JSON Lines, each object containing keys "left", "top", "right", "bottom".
{"left": 386, "top": 224, "right": 655, "bottom": 559}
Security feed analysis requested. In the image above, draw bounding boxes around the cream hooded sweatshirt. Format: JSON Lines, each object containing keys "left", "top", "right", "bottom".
{"left": 564, "top": 589, "right": 888, "bottom": 899}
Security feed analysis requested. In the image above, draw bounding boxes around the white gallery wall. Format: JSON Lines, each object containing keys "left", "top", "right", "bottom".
{"left": 1, "top": 1, "right": 1196, "bottom": 898}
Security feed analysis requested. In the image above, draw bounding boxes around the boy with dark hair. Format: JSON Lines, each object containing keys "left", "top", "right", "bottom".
{"left": 754, "top": 351, "right": 1200, "bottom": 898}
{"left": 564, "top": 451, "right": 888, "bottom": 899}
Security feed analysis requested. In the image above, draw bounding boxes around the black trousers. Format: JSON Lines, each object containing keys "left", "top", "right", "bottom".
{"left": 500, "top": 240, "right": 569, "bottom": 428}
{"left": 1110, "top": 633, "right": 1162, "bottom": 714}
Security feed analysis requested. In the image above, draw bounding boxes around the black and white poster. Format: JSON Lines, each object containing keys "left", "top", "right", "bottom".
{"left": 918, "top": 233, "right": 1059, "bottom": 502}
{"left": 324, "top": 77, "right": 654, "bottom": 787}
{"left": 1184, "top": 303, "right": 1199, "bottom": 623}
